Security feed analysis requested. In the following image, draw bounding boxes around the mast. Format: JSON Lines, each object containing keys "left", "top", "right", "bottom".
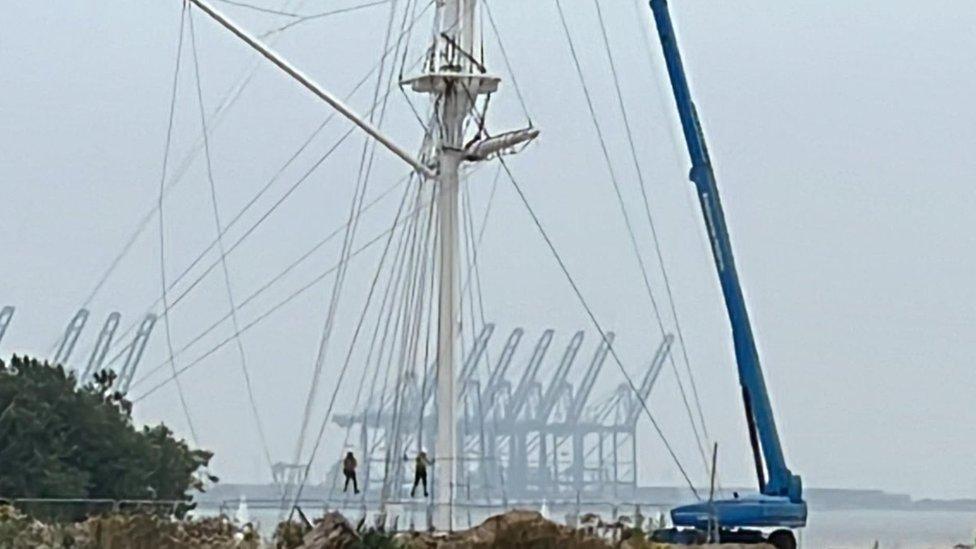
{"left": 404, "top": 0, "right": 536, "bottom": 529}
{"left": 418, "top": 0, "right": 479, "bottom": 530}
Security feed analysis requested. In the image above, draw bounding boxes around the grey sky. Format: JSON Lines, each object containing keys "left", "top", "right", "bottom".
{"left": 2, "top": 0, "right": 974, "bottom": 500}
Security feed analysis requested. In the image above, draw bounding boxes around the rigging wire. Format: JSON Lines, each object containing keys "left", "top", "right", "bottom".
{"left": 156, "top": 4, "right": 200, "bottom": 444}
{"left": 553, "top": 0, "right": 709, "bottom": 477}
{"left": 341, "top": 0, "right": 429, "bottom": 448}
{"left": 341, "top": 111, "right": 437, "bottom": 479}
{"left": 260, "top": 0, "right": 397, "bottom": 38}
{"left": 460, "top": 164, "right": 499, "bottom": 379}
{"left": 131, "top": 193, "right": 434, "bottom": 403}
{"left": 212, "top": 0, "right": 303, "bottom": 18}
{"left": 287, "top": 171, "right": 417, "bottom": 515}
{"left": 58, "top": 0, "right": 321, "bottom": 347}
{"left": 106, "top": 43, "right": 428, "bottom": 376}
{"left": 98, "top": 4, "right": 435, "bottom": 368}
{"left": 372, "top": 181, "right": 432, "bottom": 505}
{"left": 499, "top": 157, "right": 700, "bottom": 501}
{"left": 292, "top": 0, "right": 403, "bottom": 471}
{"left": 470, "top": 165, "right": 507, "bottom": 503}
{"left": 122, "top": 3, "right": 435, "bottom": 387}
{"left": 367, "top": 196, "right": 424, "bottom": 503}
{"left": 377, "top": 183, "right": 431, "bottom": 503}
{"left": 128, "top": 172, "right": 408, "bottom": 392}
{"left": 593, "top": 0, "right": 711, "bottom": 444}
{"left": 460, "top": 174, "right": 503, "bottom": 503}
{"left": 417, "top": 207, "right": 437, "bottom": 452}
{"left": 393, "top": 184, "right": 437, "bottom": 496}
{"left": 355, "top": 210, "right": 417, "bottom": 491}
{"left": 481, "top": 1, "right": 531, "bottom": 126}
{"left": 338, "top": 179, "right": 418, "bottom": 479}
{"left": 188, "top": 10, "right": 275, "bottom": 473}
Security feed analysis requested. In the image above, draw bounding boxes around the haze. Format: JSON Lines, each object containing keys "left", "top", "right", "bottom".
{"left": 2, "top": 1, "right": 974, "bottom": 501}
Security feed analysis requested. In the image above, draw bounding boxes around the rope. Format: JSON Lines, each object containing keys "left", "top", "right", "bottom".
{"left": 344, "top": 186, "right": 417, "bottom": 435}
{"left": 128, "top": 173, "right": 408, "bottom": 392}
{"left": 260, "top": 0, "right": 396, "bottom": 38}
{"left": 334, "top": 180, "right": 421, "bottom": 502}
{"left": 593, "top": 0, "right": 710, "bottom": 444}
{"left": 344, "top": 7, "right": 436, "bottom": 444}
{"left": 102, "top": 11, "right": 434, "bottom": 372}
{"left": 292, "top": 0, "right": 402, "bottom": 471}
{"left": 288, "top": 171, "right": 417, "bottom": 515}
{"left": 377, "top": 186, "right": 432, "bottom": 504}
{"left": 554, "top": 0, "right": 709, "bottom": 477}
{"left": 60, "top": 0, "right": 321, "bottom": 351}
{"left": 212, "top": 0, "right": 303, "bottom": 18}
{"left": 188, "top": 10, "right": 274, "bottom": 474}
{"left": 499, "top": 158, "right": 700, "bottom": 501}
{"left": 109, "top": 64, "right": 407, "bottom": 376}
{"left": 131, "top": 193, "right": 434, "bottom": 403}
{"left": 482, "top": 1, "right": 531, "bottom": 126}
{"left": 156, "top": 4, "right": 199, "bottom": 444}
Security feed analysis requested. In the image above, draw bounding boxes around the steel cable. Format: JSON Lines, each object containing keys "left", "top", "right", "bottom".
{"left": 156, "top": 4, "right": 200, "bottom": 444}
{"left": 593, "top": 0, "right": 712, "bottom": 455}
{"left": 554, "top": 0, "right": 709, "bottom": 479}
{"left": 292, "top": 0, "right": 404, "bottom": 471}
{"left": 131, "top": 194, "right": 433, "bottom": 403}
{"left": 100, "top": 7, "right": 434, "bottom": 371}
{"left": 499, "top": 157, "right": 700, "bottom": 500}
{"left": 188, "top": 9, "right": 275, "bottom": 474}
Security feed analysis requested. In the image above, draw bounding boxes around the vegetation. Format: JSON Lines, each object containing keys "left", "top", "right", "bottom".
{"left": 0, "top": 355, "right": 214, "bottom": 520}
{"left": 0, "top": 505, "right": 259, "bottom": 549}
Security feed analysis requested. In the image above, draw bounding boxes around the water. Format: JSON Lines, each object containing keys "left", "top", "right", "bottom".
{"left": 803, "top": 509, "right": 975, "bottom": 548}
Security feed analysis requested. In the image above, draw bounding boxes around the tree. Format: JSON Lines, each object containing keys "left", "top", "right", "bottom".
{"left": 0, "top": 355, "right": 214, "bottom": 519}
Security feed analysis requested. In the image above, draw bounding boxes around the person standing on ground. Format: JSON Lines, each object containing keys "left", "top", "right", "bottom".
{"left": 410, "top": 450, "right": 432, "bottom": 497}
{"left": 342, "top": 451, "right": 359, "bottom": 494}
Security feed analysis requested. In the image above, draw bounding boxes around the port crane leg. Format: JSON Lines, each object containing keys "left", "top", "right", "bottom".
{"left": 0, "top": 306, "right": 14, "bottom": 351}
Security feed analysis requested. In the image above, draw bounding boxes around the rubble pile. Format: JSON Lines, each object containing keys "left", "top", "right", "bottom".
{"left": 294, "top": 512, "right": 362, "bottom": 549}
{"left": 392, "top": 510, "right": 773, "bottom": 549}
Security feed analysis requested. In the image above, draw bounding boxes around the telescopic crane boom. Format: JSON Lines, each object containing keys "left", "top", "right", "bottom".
{"left": 645, "top": 0, "right": 806, "bottom": 539}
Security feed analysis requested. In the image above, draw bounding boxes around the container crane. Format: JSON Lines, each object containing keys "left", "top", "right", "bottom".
{"left": 645, "top": 1, "right": 807, "bottom": 547}
{"left": 0, "top": 306, "right": 14, "bottom": 350}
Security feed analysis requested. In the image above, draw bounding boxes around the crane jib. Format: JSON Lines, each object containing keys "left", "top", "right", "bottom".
{"left": 646, "top": 0, "right": 805, "bottom": 530}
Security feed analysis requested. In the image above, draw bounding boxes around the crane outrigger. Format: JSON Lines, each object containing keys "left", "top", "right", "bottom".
{"left": 645, "top": 1, "right": 807, "bottom": 547}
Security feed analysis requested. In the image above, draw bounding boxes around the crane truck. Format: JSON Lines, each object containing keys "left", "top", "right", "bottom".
{"left": 645, "top": 2, "right": 808, "bottom": 548}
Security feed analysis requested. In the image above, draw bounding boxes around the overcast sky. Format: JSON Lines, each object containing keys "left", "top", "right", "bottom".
{"left": 2, "top": 0, "right": 975, "bottom": 500}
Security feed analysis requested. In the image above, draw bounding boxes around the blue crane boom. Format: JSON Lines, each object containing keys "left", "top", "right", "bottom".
{"left": 645, "top": 0, "right": 806, "bottom": 536}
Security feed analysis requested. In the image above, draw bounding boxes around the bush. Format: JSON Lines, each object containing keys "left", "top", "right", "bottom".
{"left": 0, "top": 355, "right": 214, "bottom": 521}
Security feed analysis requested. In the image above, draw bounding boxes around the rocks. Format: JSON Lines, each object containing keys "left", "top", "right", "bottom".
{"left": 394, "top": 509, "right": 775, "bottom": 549}
{"left": 296, "top": 512, "right": 361, "bottom": 549}
{"left": 398, "top": 509, "right": 607, "bottom": 549}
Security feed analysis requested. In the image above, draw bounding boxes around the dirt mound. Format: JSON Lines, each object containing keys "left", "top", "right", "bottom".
{"left": 394, "top": 509, "right": 775, "bottom": 549}
{"left": 397, "top": 509, "right": 607, "bottom": 549}
{"left": 296, "top": 511, "right": 361, "bottom": 549}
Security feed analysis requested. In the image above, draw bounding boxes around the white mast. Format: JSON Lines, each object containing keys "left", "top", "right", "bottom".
{"left": 431, "top": 0, "right": 471, "bottom": 531}
{"left": 404, "top": 0, "right": 536, "bottom": 529}
{"left": 420, "top": 0, "right": 479, "bottom": 530}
